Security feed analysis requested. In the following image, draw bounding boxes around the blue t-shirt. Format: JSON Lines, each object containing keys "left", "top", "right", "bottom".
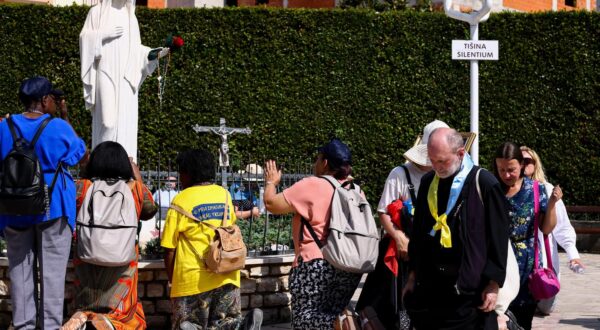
{"left": 0, "top": 114, "right": 86, "bottom": 231}
{"left": 228, "top": 182, "right": 258, "bottom": 204}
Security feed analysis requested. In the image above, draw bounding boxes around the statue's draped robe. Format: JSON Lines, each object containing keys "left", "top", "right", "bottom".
{"left": 80, "top": 0, "right": 158, "bottom": 161}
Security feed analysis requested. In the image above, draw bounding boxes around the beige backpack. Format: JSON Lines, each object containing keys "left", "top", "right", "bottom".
{"left": 170, "top": 192, "right": 246, "bottom": 274}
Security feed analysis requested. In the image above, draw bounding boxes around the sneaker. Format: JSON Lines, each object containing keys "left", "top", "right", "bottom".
{"left": 180, "top": 321, "right": 201, "bottom": 330}
{"left": 243, "top": 308, "right": 263, "bottom": 330}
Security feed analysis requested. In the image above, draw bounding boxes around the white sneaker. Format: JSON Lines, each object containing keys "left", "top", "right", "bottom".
{"left": 243, "top": 308, "right": 263, "bottom": 330}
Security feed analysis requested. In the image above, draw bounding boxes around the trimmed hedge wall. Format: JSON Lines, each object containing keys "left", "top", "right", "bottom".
{"left": 0, "top": 5, "right": 599, "bottom": 205}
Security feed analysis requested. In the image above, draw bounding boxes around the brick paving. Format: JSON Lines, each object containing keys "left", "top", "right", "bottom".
{"left": 264, "top": 252, "right": 600, "bottom": 329}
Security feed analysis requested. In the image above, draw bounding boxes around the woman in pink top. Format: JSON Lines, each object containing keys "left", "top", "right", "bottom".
{"left": 264, "top": 139, "right": 362, "bottom": 329}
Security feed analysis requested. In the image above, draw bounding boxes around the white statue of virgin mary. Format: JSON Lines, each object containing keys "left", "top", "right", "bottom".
{"left": 80, "top": 0, "right": 167, "bottom": 161}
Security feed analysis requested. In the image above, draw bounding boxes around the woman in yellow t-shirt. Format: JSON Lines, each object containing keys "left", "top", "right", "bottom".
{"left": 161, "top": 149, "right": 245, "bottom": 329}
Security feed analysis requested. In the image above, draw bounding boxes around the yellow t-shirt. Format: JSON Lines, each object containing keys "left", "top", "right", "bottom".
{"left": 160, "top": 184, "right": 240, "bottom": 298}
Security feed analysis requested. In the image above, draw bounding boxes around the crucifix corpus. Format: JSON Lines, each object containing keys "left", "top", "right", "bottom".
{"left": 192, "top": 118, "right": 252, "bottom": 187}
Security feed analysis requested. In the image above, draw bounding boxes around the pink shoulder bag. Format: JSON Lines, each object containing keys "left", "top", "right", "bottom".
{"left": 528, "top": 181, "right": 560, "bottom": 300}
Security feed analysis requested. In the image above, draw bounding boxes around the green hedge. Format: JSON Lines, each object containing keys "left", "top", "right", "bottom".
{"left": 0, "top": 5, "right": 599, "bottom": 205}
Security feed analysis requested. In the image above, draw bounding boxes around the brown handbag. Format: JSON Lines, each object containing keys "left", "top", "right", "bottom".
{"left": 169, "top": 192, "right": 247, "bottom": 274}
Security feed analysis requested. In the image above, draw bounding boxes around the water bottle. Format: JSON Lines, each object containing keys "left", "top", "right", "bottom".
{"left": 403, "top": 199, "right": 414, "bottom": 216}
{"left": 569, "top": 262, "right": 584, "bottom": 274}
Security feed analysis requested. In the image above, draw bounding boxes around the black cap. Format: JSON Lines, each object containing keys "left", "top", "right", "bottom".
{"left": 317, "top": 138, "right": 352, "bottom": 167}
{"left": 18, "top": 76, "right": 64, "bottom": 105}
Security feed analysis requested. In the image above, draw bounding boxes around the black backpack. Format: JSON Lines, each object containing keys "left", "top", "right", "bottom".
{"left": 0, "top": 116, "right": 61, "bottom": 216}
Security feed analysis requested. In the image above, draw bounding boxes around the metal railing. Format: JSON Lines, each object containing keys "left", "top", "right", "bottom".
{"left": 118, "top": 154, "right": 314, "bottom": 257}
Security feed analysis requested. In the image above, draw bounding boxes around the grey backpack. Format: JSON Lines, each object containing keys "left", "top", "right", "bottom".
{"left": 301, "top": 175, "right": 379, "bottom": 273}
{"left": 76, "top": 180, "right": 138, "bottom": 266}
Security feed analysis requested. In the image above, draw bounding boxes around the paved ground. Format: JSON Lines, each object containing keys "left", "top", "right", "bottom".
{"left": 264, "top": 252, "right": 600, "bottom": 329}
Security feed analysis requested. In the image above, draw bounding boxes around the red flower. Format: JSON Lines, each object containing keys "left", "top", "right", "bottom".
{"left": 171, "top": 36, "right": 184, "bottom": 50}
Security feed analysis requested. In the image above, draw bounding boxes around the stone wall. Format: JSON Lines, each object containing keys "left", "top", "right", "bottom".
{"left": 0, "top": 255, "right": 294, "bottom": 329}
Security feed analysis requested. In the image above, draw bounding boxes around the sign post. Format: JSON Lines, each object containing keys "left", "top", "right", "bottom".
{"left": 444, "top": 0, "right": 497, "bottom": 165}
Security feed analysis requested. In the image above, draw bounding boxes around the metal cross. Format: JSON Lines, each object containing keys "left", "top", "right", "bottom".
{"left": 193, "top": 118, "right": 252, "bottom": 187}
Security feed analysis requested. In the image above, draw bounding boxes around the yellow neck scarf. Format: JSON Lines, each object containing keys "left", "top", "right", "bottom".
{"left": 426, "top": 154, "right": 474, "bottom": 248}
{"left": 428, "top": 175, "right": 453, "bottom": 248}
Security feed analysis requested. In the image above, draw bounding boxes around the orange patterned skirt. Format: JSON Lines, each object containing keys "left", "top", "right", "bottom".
{"left": 62, "top": 248, "right": 146, "bottom": 330}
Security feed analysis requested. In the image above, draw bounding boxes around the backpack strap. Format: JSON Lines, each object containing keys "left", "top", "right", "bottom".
{"left": 222, "top": 191, "right": 230, "bottom": 227}
{"left": 8, "top": 116, "right": 60, "bottom": 201}
{"left": 400, "top": 165, "right": 417, "bottom": 203}
{"left": 48, "top": 162, "right": 63, "bottom": 197}
{"left": 299, "top": 175, "right": 343, "bottom": 249}
{"left": 30, "top": 117, "right": 53, "bottom": 147}
{"left": 169, "top": 203, "right": 219, "bottom": 231}
{"left": 300, "top": 216, "right": 324, "bottom": 249}
{"left": 319, "top": 175, "right": 341, "bottom": 189}
{"left": 7, "top": 116, "right": 53, "bottom": 145}
{"left": 6, "top": 117, "right": 19, "bottom": 143}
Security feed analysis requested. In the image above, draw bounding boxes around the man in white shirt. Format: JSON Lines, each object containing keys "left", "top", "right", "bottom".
{"left": 139, "top": 176, "right": 179, "bottom": 246}
{"left": 378, "top": 119, "right": 449, "bottom": 258}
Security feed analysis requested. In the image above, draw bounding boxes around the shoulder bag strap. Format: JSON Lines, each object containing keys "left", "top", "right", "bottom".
{"left": 537, "top": 184, "right": 555, "bottom": 271}
{"left": 533, "top": 180, "right": 541, "bottom": 270}
{"left": 400, "top": 164, "right": 417, "bottom": 203}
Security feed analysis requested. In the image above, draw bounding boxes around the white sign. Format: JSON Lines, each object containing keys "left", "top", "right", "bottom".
{"left": 452, "top": 40, "right": 499, "bottom": 60}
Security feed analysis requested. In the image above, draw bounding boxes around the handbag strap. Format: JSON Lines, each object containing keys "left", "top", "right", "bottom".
{"left": 543, "top": 232, "right": 554, "bottom": 270}
{"left": 532, "top": 181, "right": 555, "bottom": 271}
{"left": 532, "top": 180, "right": 541, "bottom": 270}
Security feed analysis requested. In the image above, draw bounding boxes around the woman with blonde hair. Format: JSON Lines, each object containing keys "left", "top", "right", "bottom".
{"left": 520, "top": 146, "right": 584, "bottom": 315}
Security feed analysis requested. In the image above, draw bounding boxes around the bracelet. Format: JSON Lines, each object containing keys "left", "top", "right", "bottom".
{"left": 266, "top": 181, "right": 275, "bottom": 185}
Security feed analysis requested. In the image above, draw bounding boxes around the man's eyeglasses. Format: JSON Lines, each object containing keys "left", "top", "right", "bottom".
{"left": 523, "top": 158, "right": 535, "bottom": 166}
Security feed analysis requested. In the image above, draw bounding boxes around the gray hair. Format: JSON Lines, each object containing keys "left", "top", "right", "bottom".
{"left": 428, "top": 128, "right": 464, "bottom": 152}
{"left": 447, "top": 130, "right": 464, "bottom": 152}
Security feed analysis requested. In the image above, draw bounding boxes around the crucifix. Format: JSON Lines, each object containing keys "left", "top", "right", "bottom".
{"left": 193, "top": 118, "right": 252, "bottom": 187}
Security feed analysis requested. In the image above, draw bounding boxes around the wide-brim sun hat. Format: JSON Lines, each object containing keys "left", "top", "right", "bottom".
{"left": 242, "top": 163, "right": 264, "bottom": 182}
{"left": 403, "top": 119, "right": 450, "bottom": 167}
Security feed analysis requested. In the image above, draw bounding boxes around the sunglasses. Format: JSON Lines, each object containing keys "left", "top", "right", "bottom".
{"left": 523, "top": 158, "right": 535, "bottom": 166}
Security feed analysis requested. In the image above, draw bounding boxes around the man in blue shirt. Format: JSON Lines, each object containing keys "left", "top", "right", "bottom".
{"left": 0, "top": 77, "right": 86, "bottom": 329}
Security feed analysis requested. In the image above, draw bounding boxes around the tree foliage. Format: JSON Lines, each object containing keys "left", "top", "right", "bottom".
{"left": 0, "top": 5, "right": 598, "bottom": 205}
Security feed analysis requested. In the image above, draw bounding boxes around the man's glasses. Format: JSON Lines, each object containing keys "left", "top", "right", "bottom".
{"left": 523, "top": 158, "right": 535, "bottom": 166}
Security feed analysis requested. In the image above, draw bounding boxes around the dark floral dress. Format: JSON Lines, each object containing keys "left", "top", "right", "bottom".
{"left": 507, "top": 177, "right": 548, "bottom": 306}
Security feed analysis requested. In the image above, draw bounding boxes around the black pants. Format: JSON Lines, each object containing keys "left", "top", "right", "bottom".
{"left": 356, "top": 236, "right": 404, "bottom": 329}
{"left": 405, "top": 286, "right": 498, "bottom": 330}
{"left": 507, "top": 302, "right": 536, "bottom": 330}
